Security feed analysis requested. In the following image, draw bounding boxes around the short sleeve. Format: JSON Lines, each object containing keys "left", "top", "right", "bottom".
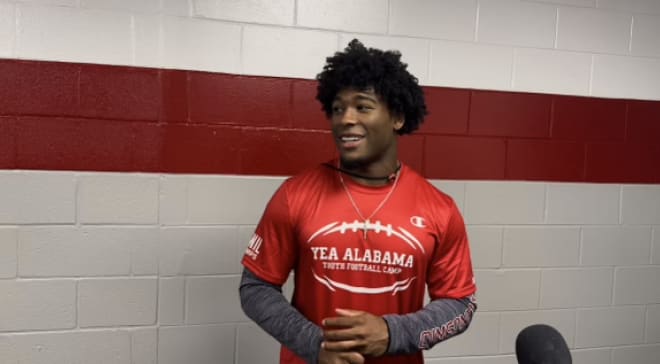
{"left": 426, "top": 200, "right": 476, "bottom": 300}
{"left": 241, "top": 181, "right": 298, "bottom": 286}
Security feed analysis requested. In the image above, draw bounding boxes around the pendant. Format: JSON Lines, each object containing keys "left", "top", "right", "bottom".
{"left": 363, "top": 219, "right": 369, "bottom": 239}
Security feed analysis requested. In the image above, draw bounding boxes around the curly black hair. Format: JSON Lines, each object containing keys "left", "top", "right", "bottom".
{"left": 316, "top": 39, "right": 427, "bottom": 135}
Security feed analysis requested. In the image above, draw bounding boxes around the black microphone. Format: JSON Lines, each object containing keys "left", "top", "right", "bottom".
{"left": 515, "top": 324, "right": 572, "bottom": 364}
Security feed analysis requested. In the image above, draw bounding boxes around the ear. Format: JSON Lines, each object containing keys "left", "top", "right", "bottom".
{"left": 393, "top": 116, "right": 404, "bottom": 132}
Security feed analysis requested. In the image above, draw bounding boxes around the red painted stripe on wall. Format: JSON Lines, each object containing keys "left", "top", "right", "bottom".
{"left": 1, "top": 59, "right": 659, "bottom": 183}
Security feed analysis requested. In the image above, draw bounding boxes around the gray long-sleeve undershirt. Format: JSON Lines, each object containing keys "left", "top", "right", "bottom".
{"left": 239, "top": 268, "right": 477, "bottom": 363}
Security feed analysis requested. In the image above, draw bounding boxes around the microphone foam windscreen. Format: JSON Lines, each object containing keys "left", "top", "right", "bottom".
{"left": 515, "top": 324, "right": 572, "bottom": 364}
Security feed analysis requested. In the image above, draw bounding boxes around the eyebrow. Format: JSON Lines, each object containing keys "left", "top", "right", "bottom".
{"left": 355, "top": 94, "right": 378, "bottom": 103}
{"left": 333, "top": 93, "right": 378, "bottom": 103}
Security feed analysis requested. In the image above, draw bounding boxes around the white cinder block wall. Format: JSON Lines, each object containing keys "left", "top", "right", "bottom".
{"left": 1, "top": 1, "right": 659, "bottom": 364}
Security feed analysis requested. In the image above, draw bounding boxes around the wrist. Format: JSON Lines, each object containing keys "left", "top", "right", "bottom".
{"left": 382, "top": 316, "right": 391, "bottom": 354}
{"left": 308, "top": 327, "right": 324, "bottom": 364}
{"left": 382, "top": 314, "right": 403, "bottom": 355}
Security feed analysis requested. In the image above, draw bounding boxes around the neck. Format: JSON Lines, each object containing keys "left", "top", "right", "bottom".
{"left": 339, "top": 159, "right": 400, "bottom": 186}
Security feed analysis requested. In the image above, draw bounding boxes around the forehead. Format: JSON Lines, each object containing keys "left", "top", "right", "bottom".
{"left": 333, "top": 87, "right": 382, "bottom": 103}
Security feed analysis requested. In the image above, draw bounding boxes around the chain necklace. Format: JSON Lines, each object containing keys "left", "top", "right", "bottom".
{"left": 338, "top": 163, "right": 401, "bottom": 240}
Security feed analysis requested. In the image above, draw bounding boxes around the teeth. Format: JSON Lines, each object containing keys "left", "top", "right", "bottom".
{"left": 342, "top": 136, "right": 361, "bottom": 141}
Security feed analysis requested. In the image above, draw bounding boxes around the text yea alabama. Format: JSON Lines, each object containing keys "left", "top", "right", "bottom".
{"left": 310, "top": 246, "right": 414, "bottom": 268}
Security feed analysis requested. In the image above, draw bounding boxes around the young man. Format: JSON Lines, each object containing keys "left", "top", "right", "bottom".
{"left": 240, "top": 40, "right": 477, "bottom": 364}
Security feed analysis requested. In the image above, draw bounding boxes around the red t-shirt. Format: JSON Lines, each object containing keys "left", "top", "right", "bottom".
{"left": 242, "top": 162, "right": 476, "bottom": 364}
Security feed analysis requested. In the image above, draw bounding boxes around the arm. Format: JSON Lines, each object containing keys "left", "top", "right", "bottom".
{"left": 240, "top": 182, "right": 366, "bottom": 364}
{"left": 239, "top": 182, "right": 321, "bottom": 362}
{"left": 321, "top": 296, "right": 476, "bottom": 355}
{"left": 240, "top": 268, "right": 366, "bottom": 364}
{"left": 239, "top": 268, "right": 323, "bottom": 364}
{"left": 384, "top": 196, "right": 478, "bottom": 353}
{"left": 383, "top": 295, "right": 477, "bottom": 354}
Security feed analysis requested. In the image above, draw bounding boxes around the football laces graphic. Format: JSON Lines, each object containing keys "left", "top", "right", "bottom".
{"left": 307, "top": 220, "right": 425, "bottom": 253}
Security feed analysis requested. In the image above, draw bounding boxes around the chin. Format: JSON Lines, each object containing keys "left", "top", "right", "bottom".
{"left": 339, "top": 155, "right": 368, "bottom": 170}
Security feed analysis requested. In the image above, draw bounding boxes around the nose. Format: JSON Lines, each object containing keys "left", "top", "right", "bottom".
{"left": 339, "top": 106, "right": 358, "bottom": 125}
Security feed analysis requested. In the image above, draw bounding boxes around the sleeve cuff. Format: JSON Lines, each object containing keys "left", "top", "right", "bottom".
{"left": 382, "top": 314, "right": 406, "bottom": 355}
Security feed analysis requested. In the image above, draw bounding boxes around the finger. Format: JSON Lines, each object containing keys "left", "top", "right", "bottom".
{"left": 340, "top": 352, "right": 365, "bottom": 364}
{"left": 323, "top": 316, "right": 361, "bottom": 328}
{"left": 322, "top": 339, "right": 363, "bottom": 352}
{"left": 335, "top": 308, "right": 364, "bottom": 317}
{"left": 323, "top": 327, "right": 360, "bottom": 341}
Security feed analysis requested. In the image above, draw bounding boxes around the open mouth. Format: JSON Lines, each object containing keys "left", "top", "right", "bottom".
{"left": 339, "top": 135, "right": 364, "bottom": 149}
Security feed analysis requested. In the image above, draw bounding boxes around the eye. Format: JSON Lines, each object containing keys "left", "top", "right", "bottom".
{"left": 357, "top": 104, "right": 373, "bottom": 113}
{"left": 331, "top": 105, "right": 344, "bottom": 115}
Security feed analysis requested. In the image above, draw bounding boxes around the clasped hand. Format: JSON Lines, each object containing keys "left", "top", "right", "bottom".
{"left": 318, "top": 308, "right": 389, "bottom": 364}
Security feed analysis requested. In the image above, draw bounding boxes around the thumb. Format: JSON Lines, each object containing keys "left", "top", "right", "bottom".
{"left": 341, "top": 352, "right": 365, "bottom": 364}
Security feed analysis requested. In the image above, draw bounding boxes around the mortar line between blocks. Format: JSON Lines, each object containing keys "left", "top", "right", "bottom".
{"left": 293, "top": 0, "right": 298, "bottom": 26}
{"left": 618, "top": 185, "right": 624, "bottom": 225}
{"left": 234, "top": 324, "right": 240, "bottom": 364}
{"left": 130, "top": 14, "right": 136, "bottom": 66}
{"left": 74, "top": 173, "right": 81, "bottom": 228}
{"left": 578, "top": 226, "right": 584, "bottom": 265}
{"left": 183, "top": 276, "right": 188, "bottom": 324}
{"left": 385, "top": 0, "right": 391, "bottom": 35}
{"left": 75, "top": 279, "right": 80, "bottom": 330}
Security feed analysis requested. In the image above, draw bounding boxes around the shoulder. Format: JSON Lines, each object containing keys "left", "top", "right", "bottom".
{"left": 278, "top": 161, "right": 336, "bottom": 198}
{"left": 401, "top": 167, "right": 466, "bottom": 238}
{"left": 284, "top": 162, "right": 334, "bottom": 186}
{"left": 400, "top": 165, "right": 457, "bottom": 210}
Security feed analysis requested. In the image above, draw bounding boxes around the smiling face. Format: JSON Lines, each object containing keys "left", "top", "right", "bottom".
{"left": 330, "top": 88, "right": 404, "bottom": 171}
